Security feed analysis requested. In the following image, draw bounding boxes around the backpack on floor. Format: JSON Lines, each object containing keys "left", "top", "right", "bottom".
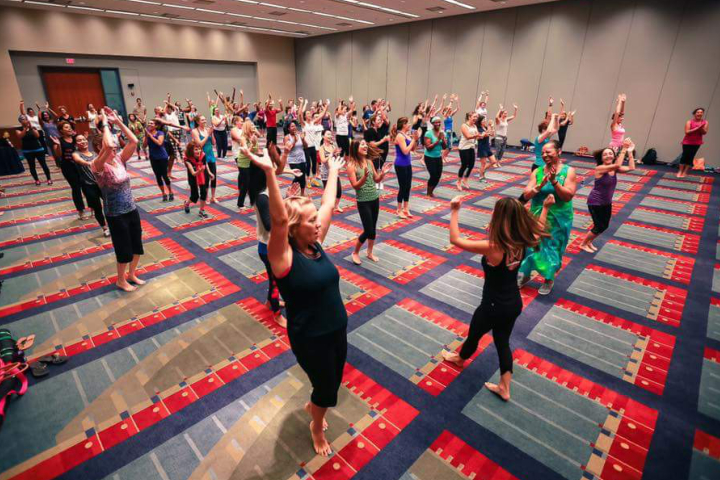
{"left": 642, "top": 148, "right": 657, "bottom": 165}
{"left": 0, "top": 329, "right": 28, "bottom": 431}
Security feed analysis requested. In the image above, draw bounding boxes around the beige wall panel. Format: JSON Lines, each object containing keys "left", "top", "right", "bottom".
{"left": 386, "top": 25, "right": 410, "bottom": 121}
{"left": 405, "top": 22, "right": 433, "bottom": 111}
{"left": 533, "top": 0, "right": 591, "bottom": 151}
{"left": 321, "top": 39, "right": 339, "bottom": 105}
{"left": 450, "top": 15, "right": 486, "bottom": 128}
{"left": 700, "top": 75, "right": 720, "bottom": 167}
{"left": 335, "top": 33, "right": 353, "bottom": 102}
{"left": 0, "top": 6, "right": 295, "bottom": 127}
{"left": 476, "top": 8, "right": 517, "bottom": 111}
{"left": 609, "top": 0, "right": 685, "bottom": 152}
{"left": 570, "top": 0, "right": 634, "bottom": 151}
{"left": 294, "top": 43, "right": 311, "bottom": 99}
{"left": 647, "top": 0, "right": 720, "bottom": 164}
{"left": 351, "top": 30, "right": 372, "bottom": 106}
{"left": 367, "top": 28, "right": 389, "bottom": 104}
{"left": 427, "top": 18, "right": 457, "bottom": 101}
{"left": 504, "top": 4, "right": 552, "bottom": 144}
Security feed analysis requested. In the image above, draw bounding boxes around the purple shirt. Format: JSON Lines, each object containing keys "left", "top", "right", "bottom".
{"left": 394, "top": 135, "right": 412, "bottom": 167}
{"left": 587, "top": 172, "right": 617, "bottom": 206}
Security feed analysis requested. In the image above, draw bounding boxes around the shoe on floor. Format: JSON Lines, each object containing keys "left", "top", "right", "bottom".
{"left": 162, "top": 194, "right": 168, "bottom": 202}
{"left": 539, "top": 281, "right": 554, "bottom": 296}
{"left": 184, "top": 202, "right": 190, "bottom": 214}
{"left": 198, "top": 210, "right": 208, "bottom": 219}
{"left": 169, "top": 193, "right": 174, "bottom": 201}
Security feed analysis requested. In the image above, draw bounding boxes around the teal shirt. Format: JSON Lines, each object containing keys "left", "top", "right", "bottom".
{"left": 424, "top": 130, "right": 443, "bottom": 158}
{"left": 534, "top": 135, "right": 549, "bottom": 166}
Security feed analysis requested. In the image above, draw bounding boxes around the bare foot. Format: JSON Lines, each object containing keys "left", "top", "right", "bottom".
{"left": 116, "top": 281, "right": 137, "bottom": 292}
{"left": 404, "top": 210, "right": 413, "bottom": 218}
{"left": 305, "top": 402, "right": 328, "bottom": 431}
{"left": 310, "top": 422, "right": 332, "bottom": 456}
{"left": 126, "top": 274, "right": 146, "bottom": 285}
{"left": 397, "top": 210, "right": 407, "bottom": 219}
{"left": 351, "top": 252, "right": 362, "bottom": 265}
{"left": 579, "top": 244, "right": 594, "bottom": 253}
{"left": 367, "top": 253, "right": 379, "bottom": 262}
{"left": 456, "top": 181, "right": 463, "bottom": 191}
{"left": 210, "top": 197, "right": 217, "bottom": 204}
{"left": 484, "top": 382, "right": 510, "bottom": 401}
{"left": 441, "top": 350, "right": 465, "bottom": 368}
{"left": 274, "top": 313, "right": 287, "bottom": 328}
{"left": 589, "top": 243, "right": 598, "bottom": 252}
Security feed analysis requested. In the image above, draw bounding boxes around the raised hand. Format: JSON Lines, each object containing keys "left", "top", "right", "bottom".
{"left": 381, "top": 162, "right": 393, "bottom": 175}
{"left": 328, "top": 155, "right": 345, "bottom": 173}
{"left": 622, "top": 137, "right": 633, "bottom": 149}
{"left": 248, "top": 148, "right": 275, "bottom": 171}
{"left": 543, "top": 194, "right": 556, "bottom": 207}
{"left": 450, "top": 195, "right": 463, "bottom": 211}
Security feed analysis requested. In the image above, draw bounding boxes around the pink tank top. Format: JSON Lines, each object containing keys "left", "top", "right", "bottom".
{"left": 610, "top": 124, "right": 625, "bottom": 148}
{"left": 683, "top": 120, "right": 706, "bottom": 146}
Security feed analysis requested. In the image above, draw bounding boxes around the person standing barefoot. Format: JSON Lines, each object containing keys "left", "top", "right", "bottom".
{"left": 250, "top": 147, "right": 347, "bottom": 456}
{"left": 442, "top": 195, "right": 550, "bottom": 401}
{"left": 679, "top": 108, "right": 709, "bottom": 178}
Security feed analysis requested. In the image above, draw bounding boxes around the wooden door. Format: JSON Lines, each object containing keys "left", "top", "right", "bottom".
{"left": 41, "top": 68, "right": 106, "bottom": 134}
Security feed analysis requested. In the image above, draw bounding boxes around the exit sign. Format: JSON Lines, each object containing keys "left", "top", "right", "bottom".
{"left": 66, "top": 58, "right": 75, "bottom": 64}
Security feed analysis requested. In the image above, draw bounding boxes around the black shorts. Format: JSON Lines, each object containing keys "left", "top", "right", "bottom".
{"left": 680, "top": 144, "right": 701, "bottom": 166}
{"left": 290, "top": 328, "right": 347, "bottom": 408}
{"left": 106, "top": 208, "right": 144, "bottom": 263}
{"left": 588, "top": 204, "right": 612, "bottom": 235}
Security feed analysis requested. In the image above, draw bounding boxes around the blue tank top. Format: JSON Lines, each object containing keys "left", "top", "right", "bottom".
{"left": 199, "top": 131, "right": 216, "bottom": 163}
{"left": 394, "top": 135, "right": 412, "bottom": 167}
{"left": 444, "top": 116, "right": 453, "bottom": 131}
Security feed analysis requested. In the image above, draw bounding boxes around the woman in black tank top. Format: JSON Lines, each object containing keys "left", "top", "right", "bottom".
{"left": 53, "top": 121, "right": 88, "bottom": 219}
{"left": 442, "top": 195, "right": 552, "bottom": 401}
{"left": 241, "top": 144, "right": 346, "bottom": 457}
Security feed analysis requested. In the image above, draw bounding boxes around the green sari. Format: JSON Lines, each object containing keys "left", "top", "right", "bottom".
{"left": 519, "top": 164, "right": 573, "bottom": 281}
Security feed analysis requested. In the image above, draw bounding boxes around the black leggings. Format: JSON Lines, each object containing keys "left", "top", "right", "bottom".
{"left": 214, "top": 129, "right": 228, "bottom": 158}
{"left": 458, "top": 149, "right": 476, "bottom": 178}
{"left": 680, "top": 144, "right": 700, "bottom": 166}
{"left": 290, "top": 162, "right": 306, "bottom": 190}
{"left": 305, "top": 146, "right": 318, "bottom": 176}
{"left": 357, "top": 198, "right": 380, "bottom": 243}
{"left": 290, "top": 328, "right": 347, "bottom": 408}
{"left": 460, "top": 301, "right": 521, "bottom": 374}
{"left": 237, "top": 166, "right": 250, "bottom": 207}
{"left": 81, "top": 183, "right": 106, "bottom": 227}
{"left": 259, "top": 249, "right": 281, "bottom": 313}
{"left": 187, "top": 173, "right": 208, "bottom": 203}
{"left": 588, "top": 204, "right": 612, "bottom": 235}
{"left": 207, "top": 162, "right": 217, "bottom": 189}
{"left": 107, "top": 208, "right": 144, "bottom": 264}
{"left": 23, "top": 151, "right": 51, "bottom": 182}
{"left": 424, "top": 155, "right": 443, "bottom": 189}
{"left": 266, "top": 127, "right": 278, "bottom": 148}
{"left": 395, "top": 164, "right": 412, "bottom": 203}
{"left": 59, "top": 160, "right": 86, "bottom": 212}
{"left": 323, "top": 178, "right": 342, "bottom": 199}
{"left": 150, "top": 156, "right": 171, "bottom": 189}
{"left": 336, "top": 135, "right": 350, "bottom": 157}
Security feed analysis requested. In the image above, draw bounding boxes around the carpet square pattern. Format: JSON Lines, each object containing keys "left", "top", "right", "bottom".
{"left": 1, "top": 141, "right": 718, "bottom": 480}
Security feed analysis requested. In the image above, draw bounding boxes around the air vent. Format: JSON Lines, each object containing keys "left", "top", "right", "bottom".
{"left": 193, "top": 0, "right": 215, "bottom": 5}
{"left": 268, "top": 11, "right": 287, "bottom": 16}
{"left": 162, "top": 12, "right": 180, "bottom": 18}
{"left": 426, "top": 6, "right": 445, "bottom": 12}
{"left": 336, "top": 22, "right": 351, "bottom": 27}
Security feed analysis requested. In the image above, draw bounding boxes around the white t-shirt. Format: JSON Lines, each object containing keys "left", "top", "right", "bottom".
{"left": 27, "top": 115, "right": 41, "bottom": 130}
{"left": 213, "top": 114, "right": 227, "bottom": 132}
{"left": 165, "top": 112, "right": 180, "bottom": 132}
{"left": 475, "top": 107, "right": 488, "bottom": 118}
{"left": 304, "top": 123, "right": 323, "bottom": 149}
{"left": 335, "top": 114, "right": 349, "bottom": 136}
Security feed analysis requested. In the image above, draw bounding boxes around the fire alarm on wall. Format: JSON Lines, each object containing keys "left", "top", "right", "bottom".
{"left": 66, "top": 58, "right": 75, "bottom": 64}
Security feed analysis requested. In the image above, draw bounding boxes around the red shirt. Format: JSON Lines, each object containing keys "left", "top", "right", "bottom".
{"left": 265, "top": 108, "right": 278, "bottom": 127}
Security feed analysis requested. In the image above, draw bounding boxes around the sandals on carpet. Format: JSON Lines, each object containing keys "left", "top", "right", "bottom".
{"left": 30, "top": 353, "right": 69, "bottom": 378}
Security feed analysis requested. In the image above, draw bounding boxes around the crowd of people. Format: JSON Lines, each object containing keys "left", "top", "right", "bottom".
{"left": 10, "top": 87, "right": 710, "bottom": 457}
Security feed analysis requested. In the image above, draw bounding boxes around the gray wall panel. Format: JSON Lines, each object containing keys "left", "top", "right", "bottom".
{"left": 295, "top": 0, "right": 720, "bottom": 164}
{"left": 646, "top": 0, "right": 720, "bottom": 163}
{"left": 504, "top": 4, "right": 552, "bottom": 144}
{"left": 570, "top": 0, "right": 634, "bottom": 152}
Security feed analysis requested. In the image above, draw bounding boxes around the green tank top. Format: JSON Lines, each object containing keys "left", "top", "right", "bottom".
{"left": 236, "top": 136, "right": 258, "bottom": 168}
{"left": 356, "top": 162, "right": 379, "bottom": 202}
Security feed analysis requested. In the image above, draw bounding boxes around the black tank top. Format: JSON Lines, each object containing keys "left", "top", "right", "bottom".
{"left": 481, "top": 250, "right": 524, "bottom": 308}
{"left": 412, "top": 117, "right": 422, "bottom": 130}
{"left": 60, "top": 137, "right": 76, "bottom": 165}
{"left": 275, "top": 242, "right": 348, "bottom": 339}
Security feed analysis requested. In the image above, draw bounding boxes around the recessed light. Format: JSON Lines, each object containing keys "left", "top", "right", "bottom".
{"left": 25, "top": 1, "right": 65, "bottom": 7}
{"left": 126, "top": 0, "right": 161, "bottom": 5}
{"left": 106, "top": 10, "right": 140, "bottom": 15}
{"left": 68, "top": 5, "right": 103, "bottom": 11}
{"left": 196, "top": 8, "right": 224, "bottom": 14}
{"left": 163, "top": 3, "right": 195, "bottom": 10}
{"left": 440, "top": 0, "right": 476, "bottom": 9}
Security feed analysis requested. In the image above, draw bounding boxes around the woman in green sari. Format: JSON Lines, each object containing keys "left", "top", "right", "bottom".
{"left": 518, "top": 140, "right": 577, "bottom": 295}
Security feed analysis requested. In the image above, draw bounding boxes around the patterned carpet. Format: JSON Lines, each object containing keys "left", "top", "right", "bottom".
{"left": 1, "top": 141, "right": 719, "bottom": 480}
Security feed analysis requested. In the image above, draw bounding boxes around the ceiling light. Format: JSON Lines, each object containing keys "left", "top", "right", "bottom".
{"left": 259, "top": 2, "right": 285, "bottom": 8}
{"left": 125, "top": 0, "right": 161, "bottom": 5}
{"left": 227, "top": 12, "right": 252, "bottom": 18}
{"left": 196, "top": 8, "right": 224, "bottom": 14}
{"left": 230, "top": 0, "right": 258, "bottom": 4}
{"left": 440, "top": 0, "right": 475, "bottom": 9}
{"left": 163, "top": 3, "right": 195, "bottom": 10}
{"left": 24, "top": 1, "right": 65, "bottom": 7}
{"left": 140, "top": 14, "right": 167, "bottom": 18}
{"left": 337, "top": 0, "right": 418, "bottom": 18}
{"left": 172, "top": 17, "right": 198, "bottom": 22}
{"left": 106, "top": 10, "right": 140, "bottom": 15}
{"left": 199, "top": 20, "right": 224, "bottom": 25}
{"left": 68, "top": 5, "right": 103, "bottom": 10}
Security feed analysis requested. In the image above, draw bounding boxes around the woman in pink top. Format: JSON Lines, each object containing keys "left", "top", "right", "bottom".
{"left": 678, "top": 108, "right": 709, "bottom": 178}
{"left": 609, "top": 93, "right": 626, "bottom": 152}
